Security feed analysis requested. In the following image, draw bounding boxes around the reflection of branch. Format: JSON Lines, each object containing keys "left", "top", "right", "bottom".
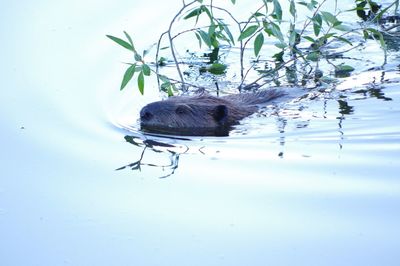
{"left": 159, "top": 153, "right": 180, "bottom": 179}
{"left": 382, "top": 23, "right": 400, "bottom": 32}
{"left": 115, "top": 147, "right": 147, "bottom": 171}
{"left": 116, "top": 146, "right": 181, "bottom": 179}
{"left": 118, "top": 135, "right": 189, "bottom": 179}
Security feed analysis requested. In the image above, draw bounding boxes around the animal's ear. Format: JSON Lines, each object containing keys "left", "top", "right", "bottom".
{"left": 213, "top": 105, "right": 228, "bottom": 123}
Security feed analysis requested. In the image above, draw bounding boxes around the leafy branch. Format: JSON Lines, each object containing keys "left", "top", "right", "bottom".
{"left": 107, "top": 0, "right": 398, "bottom": 95}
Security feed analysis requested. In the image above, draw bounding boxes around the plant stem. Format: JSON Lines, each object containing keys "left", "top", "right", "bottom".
{"left": 156, "top": 31, "right": 168, "bottom": 91}
{"left": 168, "top": 0, "right": 198, "bottom": 91}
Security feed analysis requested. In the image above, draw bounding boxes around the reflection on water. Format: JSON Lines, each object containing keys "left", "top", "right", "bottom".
{"left": 117, "top": 136, "right": 183, "bottom": 178}
{"left": 117, "top": 70, "right": 399, "bottom": 178}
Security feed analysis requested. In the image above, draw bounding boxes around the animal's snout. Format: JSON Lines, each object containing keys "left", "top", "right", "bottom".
{"left": 140, "top": 107, "right": 153, "bottom": 122}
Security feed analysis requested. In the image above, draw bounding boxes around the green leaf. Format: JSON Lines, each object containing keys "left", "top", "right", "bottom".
{"left": 275, "top": 42, "right": 287, "bottom": 49}
{"left": 238, "top": 25, "right": 258, "bottom": 41}
{"left": 264, "top": 22, "right": 284, "bottom": 42}
{"left": 160, "top": 82, "right": 170, "bottom": 93}
{"left": 208, "top": 23, "right": 217, "bottom": 38}
{"left": 218, "top": 20, "right": 235, "bottom": 45}
{"left": 252, "top": 12, "right": 266, "bottom": 18}
{"left": 106, "top": 35, "right": 134, "bottom": 52}
{"left": 123, "top": 31, "right": 134, "bottom": 49}
{"left": 167, "top": 85, "right": 174, "bottom": 97}
{"left": 321, "top": 11, "right": 338, "bottom": 25}
{"left": 306, "top": 52, "right": 319, "bottom": 61}
{"left": 120, "top": 64, "right": 136, "bottom": 91}
{"left": 134, "top": 53, "right": 143, "bottom": 62}
{"left": 365, "top": 28, "right": 386, "bottom": 50}
{"left": 272, "top": 0, "right": 282, "bottom": 21}
{"left": 231, "top": 0, "right": 236, "bottom": 4}
{"left": 170, "top": 84, "right": 177, "bottom": 96}
{"left": 303, "top": 36, "right": 315, "bottom": 42}
{"left": 312, "top": 14, "right": 322, "bottom": 36}
{"left": 363, "top": 29, "right": 369, "bottom": 39}
{"left": 195, "top": 32, "right": 203, "bottom": 48}
{"left": 202, "top": 6, "right": 212, "bottom": 19}
{"left": 335, "top": 64, "right": 355, "bottom": 77}
{"left": 142, "top": 64, "right": 151, "bottom": 76}
{"left": 289, "top": 29, "right": 298, "bottom": 47}
{"left": 197, "top": 30, "right": 212, "bottom": 47}
{"left": 313, "top": 22, "right": 321, "bottom": 36}
{"left": 324, "top": 33, "right": 335, "bottom": 39}
{"left": 270, "top": 23, "right": 284, "bottom": 42}
{"left": 337, "top": 65, "right": 355, "bottom": 72}
{"left": 334, "top": 36, "right": 353, "bottom": 46}
{"left": 207, "top": 63, "right": 227, "bottom": 75}
{"left": 138, "top": 71, "right": 144, "bottom": 95}
{"left": 298, "top": 2, "right": 308, "bottom": 8}
{"left": 254, "top": 32, "right": 264, "bottom": 57}
{"left": 215, "top": 31, "right": 230, "bottom": 44}
{"left": 142, "top": 43, "right": 155, "bottom": 57}
{"left": 289, "top": 0, "right": 296, "bottom": 18}
{"left": 298, "top": 1, "right": 317, "bottom": 11}
{"left": 184, "top": 7, "right": 204, "bottom": 20}
{"left": 159, "top": 75, "right": 170, "bottom": 84}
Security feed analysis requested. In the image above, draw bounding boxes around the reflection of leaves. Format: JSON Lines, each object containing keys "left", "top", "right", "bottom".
{"left": 368, "top": 88, "right": 392, "bottom": 101}
{"left": 338, "top": 99, "right": 354, "bottom": 116}
{"left": 353, "top": 85, "right": 393, "bottom": 101}
{"left": 335, "top": 65, "right": 354, "bottom": 78}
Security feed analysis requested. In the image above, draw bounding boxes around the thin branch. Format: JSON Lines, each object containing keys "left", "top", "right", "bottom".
{"left": 172, "top": 25, "right": 212, "bottom": 40}
{"left": 204, "top": 5, "right": 247, "bottom": 83}
{"left": 167, "top": 0, "right": 198, "bottom": 91}
{"left": 155, "top": 31, "right": 169, "bottom": 91}
{"left": 150, "top": 68, "right": 205, "bottom": 90}
{"left": 299, "top": 0, "right": 328, "bottom": 37}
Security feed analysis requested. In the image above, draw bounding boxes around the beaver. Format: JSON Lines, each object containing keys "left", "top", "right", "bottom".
{"left": 140, "top": 89, "right": 284, "bottom": 136}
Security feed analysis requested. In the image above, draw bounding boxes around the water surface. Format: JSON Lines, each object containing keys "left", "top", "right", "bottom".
{"left": 1, "top": 1, "right": 400, "bottom": 265}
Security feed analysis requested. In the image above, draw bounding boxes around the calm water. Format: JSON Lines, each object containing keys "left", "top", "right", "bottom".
{"left": 1, "top": 1, "right": 400, "bottom": 265}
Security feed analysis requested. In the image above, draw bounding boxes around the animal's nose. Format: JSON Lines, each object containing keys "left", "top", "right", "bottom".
{"left": 140, "top": 107, "right": 153, "bottom": 121}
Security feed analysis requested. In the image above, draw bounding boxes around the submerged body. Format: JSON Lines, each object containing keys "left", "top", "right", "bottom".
{"left": 140, "top": 89, "right": 284, "bottom": 136}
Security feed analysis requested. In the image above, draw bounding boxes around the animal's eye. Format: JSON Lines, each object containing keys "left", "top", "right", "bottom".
{"left": 175, "top": 105, "right": 188, "bottom": 115}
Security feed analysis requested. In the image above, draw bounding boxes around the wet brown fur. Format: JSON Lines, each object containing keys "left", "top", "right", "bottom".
{"left": 140, "top": 89, "right": 284, "bottom": 136}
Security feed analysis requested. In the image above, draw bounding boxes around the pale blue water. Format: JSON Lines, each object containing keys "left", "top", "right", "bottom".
{"left": 1, "top": 1, "right": 400, "bottom": 265}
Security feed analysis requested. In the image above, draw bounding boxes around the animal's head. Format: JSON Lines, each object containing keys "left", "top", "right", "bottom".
{"left": 140, "top": 95, "right": 233, "bottom": 136}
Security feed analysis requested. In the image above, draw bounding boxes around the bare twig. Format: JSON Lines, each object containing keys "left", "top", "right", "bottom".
{"left": 150, "top": 68, "right": 205, "bottom": 90}
{"left": 155, "top": 31, "right": 168, "bottom": 91}
{"left": 167, "top": 0, "right": 198, "bottom": 91}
